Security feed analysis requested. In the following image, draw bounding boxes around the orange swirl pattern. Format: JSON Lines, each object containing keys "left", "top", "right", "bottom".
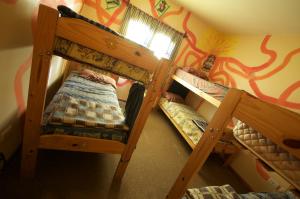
{"left": 212, "top": 35, "right": 300, "bottom": 110}
{"left": 13, "top": 0, "right": 300, "bottom": 113}
{"left": 14, "top": 0, "right": 83, "bottom": 115}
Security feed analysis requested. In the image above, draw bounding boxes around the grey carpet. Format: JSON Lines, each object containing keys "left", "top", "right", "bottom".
{"left": 0, "top": 109, "right": 248, "bottom": 199}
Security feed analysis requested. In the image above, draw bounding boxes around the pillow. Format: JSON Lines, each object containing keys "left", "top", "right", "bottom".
{"left": 80, "top": 69, "right": 117, "bottom": 88}
{"left": 163, "top": 92, "right": 185, "bottom": 104}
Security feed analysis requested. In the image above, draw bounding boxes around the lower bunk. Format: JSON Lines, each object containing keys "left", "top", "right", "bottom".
{"left": 43, "top": 70, "right": 129, "bottom": 143}
{"left": 159, "top": 97, "right": 240, "bottom": 155}
{"left": 39, "top": 69, "right": 131, "bottom": 154}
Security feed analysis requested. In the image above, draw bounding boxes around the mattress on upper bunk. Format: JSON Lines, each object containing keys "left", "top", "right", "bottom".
{"left": 175, "top": 69, "right": 228, "bottom": 101}
{"left": 233, "top": 121, "right": 300, "bottom": 190}
{"left": 54, "top": 6, "right": 152, "bottom": 85}
{"left": 159, "top": 97, "right": 206, "bottom": 145}
{"left": 54, "top": 38, "right": 151, "bottom": 85}
{"left": 182, "top": 184, "right": 296, "bottom": 199}
{"left": 42, "top": 72, "right": 129, "bottom": 143}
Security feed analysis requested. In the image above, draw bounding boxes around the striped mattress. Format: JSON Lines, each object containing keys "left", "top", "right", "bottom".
{"left": 233, "top": 121, "right": 300, "bottom": 190}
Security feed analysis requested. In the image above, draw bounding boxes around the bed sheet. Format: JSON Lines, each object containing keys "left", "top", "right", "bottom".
{"left": 43, "top": 72, "right": 129, "bottom": 143}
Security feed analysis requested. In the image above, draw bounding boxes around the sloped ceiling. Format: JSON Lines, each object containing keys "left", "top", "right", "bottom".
{"left": 173, "top": 0, "right": 300, "bottom": 34}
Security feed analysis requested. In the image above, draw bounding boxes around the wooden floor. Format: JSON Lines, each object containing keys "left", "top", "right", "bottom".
{"left": 0, "top": 110, "right": 249, "bottom": 199}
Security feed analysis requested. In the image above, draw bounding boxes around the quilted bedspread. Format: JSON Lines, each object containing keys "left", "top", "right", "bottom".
{"left": 233, "top": 121, "right": 300, "bottom": 190}
{"left": 43, "top": 72, "right": 129, "bottom": 143}
{"left": 160, "top": 98, "right": 206, "bottom": 145}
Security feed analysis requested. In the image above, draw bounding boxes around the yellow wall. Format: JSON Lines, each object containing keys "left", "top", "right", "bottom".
{"left": 211, "top": 34, "right": 300, "bottom": 113}
{"left": 0, "top": 0, "right": 83, "bottom": 160}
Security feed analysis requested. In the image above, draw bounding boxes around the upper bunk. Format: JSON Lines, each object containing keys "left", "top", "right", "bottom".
{"left": 172, "top": 69, "right": 228, "bottom": 107}
{"left": 35, "top": 4, "right": 169, "bottom": 88}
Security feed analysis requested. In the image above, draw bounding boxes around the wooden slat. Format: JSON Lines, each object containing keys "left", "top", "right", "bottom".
{"left": 39, "top": 135, "right": 125, "bottom": 154}
{"left": 172, "top": 75, "right": 221, "bottom": 107}
{"left": 113, "top": 59, "right": 170, "bottom": 181}
{"left": 159, "top": 101, "right": 196, "bottom": 149}
{"left": 56, "top": 17, "right": 158, "bottom": 73}
{"left": 166, "top": 89, "right": 243, "bottom": 199}
{"left": 233, "top": 92, "right": 300, "bottom": 159}
{"left": 21, "top": 4, "right": 59, "bottom": 178}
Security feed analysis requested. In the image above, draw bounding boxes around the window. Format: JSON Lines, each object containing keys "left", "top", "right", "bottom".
{"left": 120, "top": 4, "right": 183, "bottom": 60}
{"left": 124, "top": 20, "right": 175, "bottom": 59}
{"left": 149, "top": 33, "right": 175, "bottom": 59}
{"left": 125, "top": 20, "right": 153, "bottom": 46}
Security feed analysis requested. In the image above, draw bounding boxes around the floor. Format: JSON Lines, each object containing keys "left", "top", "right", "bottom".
{"left": 0, "top": 109, "right": 249, "bottom": 199}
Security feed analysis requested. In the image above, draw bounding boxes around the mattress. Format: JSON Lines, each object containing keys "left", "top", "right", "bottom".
{"left": 175, "top": 69, "right": 228, "bottom": 101}
{"left": 54, "top": 38, "right": 151, "bottom": 85}
{"left": 233, "top": 121, "right": 300, "bottom": 190}
{"left": 54, "top": 6, "right": 152, "bottom": 85}
{"left": 183, "top": 184, "right": 296, "bottom": 199}
{"left": 43, "top": 72, "right": 129, "bottom": 143}
{"left": 159, "top": 98, "right": 206, "bottom": 145}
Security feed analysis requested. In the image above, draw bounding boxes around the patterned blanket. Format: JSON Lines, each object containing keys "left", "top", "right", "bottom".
{"left": 183, "top": 184, "right": 296, "bottom": 199}
{"left": 43, "top": 72, "right": 129, "bottom": 143}
{"left": 159, "top": 98, "right": 206, "bottom": 145}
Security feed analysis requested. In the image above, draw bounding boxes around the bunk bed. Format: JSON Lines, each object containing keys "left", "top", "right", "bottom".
{"left": 21, "top": 4, "right": 169, "bottom": 180}
{"left": 166, "top": 88, "right": 300, "bottom": 198}
{"left": 159, "top": 69, "right": 238, "bottom": 156}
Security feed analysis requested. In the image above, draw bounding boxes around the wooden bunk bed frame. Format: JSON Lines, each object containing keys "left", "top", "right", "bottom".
{"left": 167, "top": 88, "right": 300, "bottom": 199}
{"left": 21, "top": 4, "right": 169, "bottom": 180}
{"left": 159, "top": 69, "right": 234, "bottom": 150}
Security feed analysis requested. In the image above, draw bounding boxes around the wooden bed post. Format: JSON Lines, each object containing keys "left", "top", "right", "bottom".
{"left": 166, "top": 89, "right": 243, "bottom": 199}
{"left": 113, "top": 59, "right": 170, "bottom": 181}
{"left": 21, "top": 5, "right": 58, "bottom": 178}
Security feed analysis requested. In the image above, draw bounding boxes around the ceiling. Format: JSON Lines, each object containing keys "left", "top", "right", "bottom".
{"left": 173, "top": 0, "right": 300, "bottom": 34}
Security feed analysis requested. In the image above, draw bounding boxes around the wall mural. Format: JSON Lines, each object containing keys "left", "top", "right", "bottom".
{"left": 80, "top": 0, "right": 300, "bottom": 112}
{"left": 211, "top": 35, "right": 300, "bottom": 110}
{"left": 11, "top": 0, "right": 83, "bottom": 115}
{"left": 155, "top": 0, "right": 170, "bottom": 16}
{"left": 84, "top": 0, "right": 127, "bottom": 26}
{"left": 106, "top": 0, "right": 121, "bottom": 10}
{"left": 10, "top": 0, "right": 300, "bottom": 115}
